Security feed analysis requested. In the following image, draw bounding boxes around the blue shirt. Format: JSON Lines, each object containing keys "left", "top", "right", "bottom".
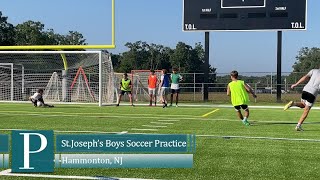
{"left": 161, "top": 74, "right": 170, "bottom": 88}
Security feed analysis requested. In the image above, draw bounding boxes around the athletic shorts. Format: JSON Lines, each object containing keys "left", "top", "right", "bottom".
{"left": 171, "top": 89, "right": 180, "bottom": 94}
{"left": 234, "top": 104, "right": 248, "bottom": 111}
{"left": 31, "top": 97, "right": 44, "bottom": 107}
{"left": 301, "top": 91, "right": 316, "bottom": 107}
{"left": 120, "top": 90, "right": 132, "bottom": 96}
{"left": 148, "top": 88, "right": 156, "bottom": 95}
{"left": 160, "top": 88, "right": 170, "bottom": 95}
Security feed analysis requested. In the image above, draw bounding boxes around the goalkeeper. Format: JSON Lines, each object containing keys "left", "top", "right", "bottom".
{"left": 29, "top": 88, "right": 54, "bottom": 107}
{"left": 116, "top": 73, "right": 134, "bottom": 106}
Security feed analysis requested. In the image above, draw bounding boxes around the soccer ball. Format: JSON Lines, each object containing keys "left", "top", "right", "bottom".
{"left": 37, "top": 101, "right": 43, "bottom": 107}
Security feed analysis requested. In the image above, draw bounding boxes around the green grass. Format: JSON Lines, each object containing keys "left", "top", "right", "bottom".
{"left": 1, "top": 103, "right": 320, "bottom": 179}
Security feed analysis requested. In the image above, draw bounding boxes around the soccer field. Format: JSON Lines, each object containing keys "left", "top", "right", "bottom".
{"left": 1, "top": 103, "right": 320, "bottom": 180}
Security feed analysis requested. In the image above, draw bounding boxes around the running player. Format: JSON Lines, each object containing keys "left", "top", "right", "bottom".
{"left": 227, "top": 70, "right": 257, "bottom": 126}
{"left": 284, "top": 68, "right": 320, "bottom": 131}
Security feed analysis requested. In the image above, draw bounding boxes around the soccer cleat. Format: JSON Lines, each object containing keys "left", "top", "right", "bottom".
{"left": 295, "top": 126, "right": 304, "bottom": 131}
{"left": 242, "top": 120, "right": 250, "bottom": 126}
{"left": 131, "top": 104, "right": 135, "bottom": 107}
{"left": 162, "top": 103, "right": 167, "bottom": 108}
{"left": 284, "top": 101, "right": 294, "bottom": 111}
{"left": 169, "top": 104, "right": 173, "bottom": 107}
{"left": 116, "top": 104, "right": 119, "bottom": 107}
{"left": 175, "top": 105, "right": 179, "bottom": 107}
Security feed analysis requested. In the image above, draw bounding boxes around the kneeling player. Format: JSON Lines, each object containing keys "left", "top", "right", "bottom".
{"left": 29, "top": 88, "right": 54, "bottom": 107}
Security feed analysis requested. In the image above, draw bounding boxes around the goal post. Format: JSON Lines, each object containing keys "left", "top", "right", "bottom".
{"left": 0, "top": 51, "right": 116, "bottom": 106}
{"left": 0, "top": 63, "right": 14, "bottom": 101}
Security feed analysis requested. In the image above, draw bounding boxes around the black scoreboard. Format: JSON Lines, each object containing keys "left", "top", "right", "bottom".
{"left": 183, "top": 0, "right": 307, "bottom": 31}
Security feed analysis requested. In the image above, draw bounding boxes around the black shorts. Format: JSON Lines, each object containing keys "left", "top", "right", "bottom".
{"left": 171, "top": 89, "right": 180, "bottom": 94}
{"left": 301, "top": 91, "right": 316, "bottom": 104}
{"left": 120, "top": 90, "right": 132, "bottom": 95}
{"left": 234, "top": 104, "right": 248, "bottom": 111}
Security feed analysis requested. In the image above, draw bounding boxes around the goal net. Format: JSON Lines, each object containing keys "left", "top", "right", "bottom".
{"left": 130, "top": 70, "right": 162, "bottom": 102}
{"left": 0, "top": 51, "right": 116, "bottom": 106}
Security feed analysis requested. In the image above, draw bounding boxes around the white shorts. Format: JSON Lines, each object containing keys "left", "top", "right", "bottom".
{"left": 171, "top": 83, "right": 179, "bottom": 90}
{"left": 148, "top": 88, "right": 156, "bottom": 95}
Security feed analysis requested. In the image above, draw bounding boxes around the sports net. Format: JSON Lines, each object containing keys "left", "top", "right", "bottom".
{"left": 0, "top": 51, "right": 116, "bottom": 106}
{"left": 130, "top": 70, "right": 162, "bottom": 102}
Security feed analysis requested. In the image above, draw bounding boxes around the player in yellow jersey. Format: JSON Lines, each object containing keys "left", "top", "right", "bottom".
{"left": 116, "top": 73, "right": 134, "bottom": 106}
{"left": 227, "top": 70, "right": 257, "bottom": 126}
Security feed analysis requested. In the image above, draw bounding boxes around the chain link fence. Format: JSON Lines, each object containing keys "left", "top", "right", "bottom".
{"left": 175, "top": 72, "right": 308, "bottom": 103}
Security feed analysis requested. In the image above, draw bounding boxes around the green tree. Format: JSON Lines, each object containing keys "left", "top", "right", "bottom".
{"left": 60, "top": 31, "right": 86, "bottom": 45}
{"left": 118, "top": 41, "right": 150, "bottom": 72}
{"left": 292, "top": 47, "right": 320, "bottom": 72}
{"left": 14, "top": 21, "right": 87, "bottom": 46}
{"left": 286, "top": 47, "right": 320, "bottom": 86}
{"left": 0, "top": 12, "right": 15, "bottom": 45}
{"left": 14, "top": 21, "right": 48, "bottom": 45}
{"left": 170, "top": 42, "right": 192, "bottom": 72}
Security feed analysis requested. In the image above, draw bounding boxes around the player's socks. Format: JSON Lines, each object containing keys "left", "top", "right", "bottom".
{"left": 242, "top": 117, "right": 250, "bottom": 126}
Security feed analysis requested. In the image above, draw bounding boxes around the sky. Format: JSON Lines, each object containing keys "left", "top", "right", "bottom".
{"left": 1, "top": 0, "right": 319, "bottom": 73}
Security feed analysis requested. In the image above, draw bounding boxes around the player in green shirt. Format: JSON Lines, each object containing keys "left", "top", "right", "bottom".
{"left": 227, "top": 70, "right": 256, "bottom": 126}
{"left": 170, "top": 68, "right": 183, "bottom": 107}
{"left": 116, "top": 73, "right": 134, "bottom": 106}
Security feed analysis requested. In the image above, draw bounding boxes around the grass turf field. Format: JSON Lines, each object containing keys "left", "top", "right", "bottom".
{"left": 0, "top": 103, "right": 320, "bottom": 180}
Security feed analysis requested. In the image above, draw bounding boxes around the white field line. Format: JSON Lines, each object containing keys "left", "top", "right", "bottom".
{"left": 150, "top": 122, "right": 174, "bottom": 125}
{"left": 0, "top": 112, "right": 200, "bottom": 120}
{"left": 2, "top": 102, "right": 320, "bottom": 110}
{"left": 0, "top": 169, "right": 157, "bottom": 180}
{"left": 130, "top": 128, "right": 158, "bottom": 131}
{"left": 142, "top": 125, "right": 167, "bottom": 128}
{"left": 0, "top": 129, "right": 128, "bottom": 134}
{"left": 1, "top": 111, "right": 319, "bottom": 124}
{"left": 0, "top": 110, "right": 197, "bottom": 117}
{"left": 197, "top": 135, "right": 320, "bottom": 142}
{"left": 158, "top": 120, "right": 180, "bottom": 122}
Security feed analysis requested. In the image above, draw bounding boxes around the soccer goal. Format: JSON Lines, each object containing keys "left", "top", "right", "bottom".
{"left": 0, "top": 51, "right": 116, "bottom": 106}
{"left": 130, "top": 70, "right": 162, "bottom": 102}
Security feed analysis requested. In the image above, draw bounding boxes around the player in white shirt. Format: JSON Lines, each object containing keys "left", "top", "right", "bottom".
{"left": 284, "top": 69, "right": 320, "bottom": 131}
{"left": 29, "top": 88, "right": 54, "bottom": 107}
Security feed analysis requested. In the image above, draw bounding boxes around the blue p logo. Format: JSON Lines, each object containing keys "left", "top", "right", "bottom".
{"left": 12, "top": 130, "right": 54, "bottom": 173}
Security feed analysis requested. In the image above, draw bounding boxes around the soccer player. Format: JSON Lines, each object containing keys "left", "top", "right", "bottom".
{"left": 159, "top": 69, "right": 170, "bottom": 108}
{"left": 29, "top": 88, "right": 54, "bottom": 107}
{"left": 284, "top": 69, "right": 320, "bottom": 131}
{"left": 116, "top": 73, "right": 134, "bottom": 106}
{"left": 227, "top": 70, "right": 257, "bottom": 126}
{"left": 148, "top": 70, "right": 158, "bottom": 106}
{"left": 170, "top": 68, "right": 183, "bottom": 107}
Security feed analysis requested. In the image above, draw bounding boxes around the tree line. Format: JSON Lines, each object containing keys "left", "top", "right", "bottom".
{"left": 0, "top": 10, "right": 319, "bottom": 83}
{"left": 0, "top": 12, "right": 86, "bottom": 46}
